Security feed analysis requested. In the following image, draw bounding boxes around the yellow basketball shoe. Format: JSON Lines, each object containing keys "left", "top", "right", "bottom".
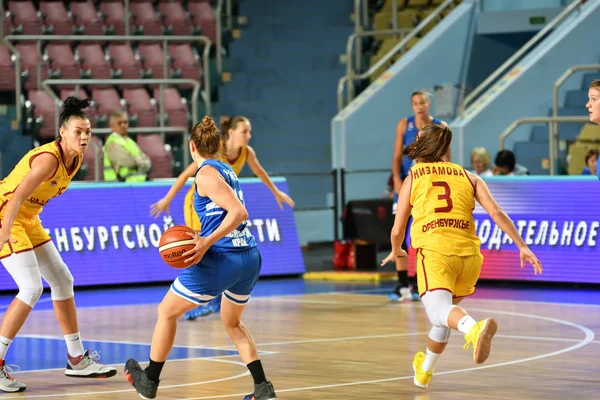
{"left": 463, "top": 317, "right": 498, "bottom": 364}
{"left": 412, "top": 352, "right": 433, "bottom": 389}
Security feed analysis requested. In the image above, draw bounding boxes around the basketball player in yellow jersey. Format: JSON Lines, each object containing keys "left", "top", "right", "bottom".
{"left": 381, "top": 124, "right": 542, "bottom": 390}
{"left": 150, "top": 116, "right": 294, "bottom": 319}
{"left": 0, "top": 97, "right": 117, "bottom": 393}
{"left": 150, "top": 116, "right": 295, "bottom": 229}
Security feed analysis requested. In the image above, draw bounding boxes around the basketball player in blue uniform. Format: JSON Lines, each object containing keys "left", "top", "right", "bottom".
{"left": 390, "top": 90, "right": 446, "bottom": 302}
{"left": 124, "top": 116, "right": 277, "bottom": 400}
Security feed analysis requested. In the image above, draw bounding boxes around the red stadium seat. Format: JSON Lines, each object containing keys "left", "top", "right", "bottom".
{"left": 99, "top": 1, "right": 127, "bottom": 35}
{"left": 137, "top": 134, "right": 173, "bottom": 179}
{"left": 39, "top": 1, "right": 74, "bottom": 36}
{"left": 0, "top": 44, "right": 16, "bottom": 91}
{"left": 153, "top": 87, "right": 188, "bottom": 128}
{"left": 187, "top": 2, "right": 217, "bottom": 43}
{"left": 16, "top": 43, "right": 50, "bottom": 90}
{"left": 76, "top": 44, "right": 111, "bottom": 83}
{"left": 158, "top": 2, "right": 193, "bottom": 36}
{"left": 46, "top": 44, "right": 80, "bottom": 85}
{"left": 91, "top": 88, "right": 123, "bottom": 119}
{"left": 70, "top": 0, "right": 104, "bottom": 35}
{"left": 9, "top": 1, "right": 43, "bottom": 35}
{"left": 28, "top": 90, "right": 56, "bottom": 139}
{"left": 107, "top": 43, "right": 142, "bottom": 80}
{"left": 130, "top": 2, "right": 162, "bottom": 36}
{"left": 168, "top": 44, "right": 202, "bottom": 87}
{"left": 122, "top": 88, "right": 158, "bottom": 127}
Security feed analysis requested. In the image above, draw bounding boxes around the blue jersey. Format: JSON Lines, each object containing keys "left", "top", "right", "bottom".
{"left": 193, "top": 159, "right": 257, "bottom": 251}
{"left": 400, "top": 116, "right": 442, "bottom": 180}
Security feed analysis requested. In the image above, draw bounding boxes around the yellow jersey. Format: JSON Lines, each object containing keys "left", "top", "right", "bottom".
{"left": 220, "top": 143, "right": 248, "bottom": 175}
{"left": 409, "top": 162, "right": 480, "bottom": 256}
{"left": 0, "top": 141, "right": 82, "bottom": 220}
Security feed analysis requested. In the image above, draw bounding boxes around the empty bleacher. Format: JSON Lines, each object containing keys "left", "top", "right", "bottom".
{"left": 1, "top": 0, "right": 221, "bottom": 180}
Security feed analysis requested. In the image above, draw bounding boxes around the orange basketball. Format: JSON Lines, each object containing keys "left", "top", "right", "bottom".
{"left": 159, "top": 225, "right": 197, "bottom": 269}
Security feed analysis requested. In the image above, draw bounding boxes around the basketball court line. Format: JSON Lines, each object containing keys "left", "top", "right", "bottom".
{"left": 347, "top": 289, "right": 600, "bottom": 308}
{"left": 1, "top": 358, "right": 250, "bottom": 399}
{"left": 214, "top": 331, "right": 595, "bottom": 350}
{"left": 8, "top": 284, "right": 597, "bottom": 315}
{"left": 4, "top": 296, "right": 594, "bottom": 399}
{"left": 10, "top": 335, "right": 277, "bottom": 375}
{"left": 173, "top": 305, "right": 595, "bottom": 400}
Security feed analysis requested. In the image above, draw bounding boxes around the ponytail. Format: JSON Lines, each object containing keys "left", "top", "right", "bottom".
{"left": 403, "top": 124, "right": 452, "bottom": 163}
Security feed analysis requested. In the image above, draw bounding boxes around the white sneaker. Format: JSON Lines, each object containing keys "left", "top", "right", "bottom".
{"left": 0, "top": 361, "right": 26, "bottom": 393}
{"left": 65, "top": 350, "right": 117, "bottom": 378}
{"left": 388, "top": 286, "right": 412, "bottom": 302}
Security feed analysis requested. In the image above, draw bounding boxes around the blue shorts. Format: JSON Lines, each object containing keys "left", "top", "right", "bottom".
{"left": 170, "top": 246, "right": 262, "bottom": 306}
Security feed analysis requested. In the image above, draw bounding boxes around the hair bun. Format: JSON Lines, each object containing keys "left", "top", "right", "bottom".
{"left": 63, "top": 96, "right": 91, "bottom": 112}
{"left": 200, "top": 116, "right": 216, "bottom": 131}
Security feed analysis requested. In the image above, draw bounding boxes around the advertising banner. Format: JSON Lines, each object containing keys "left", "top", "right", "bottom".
{"left": 0, "top": 178, "right": 305, "bottom": 290}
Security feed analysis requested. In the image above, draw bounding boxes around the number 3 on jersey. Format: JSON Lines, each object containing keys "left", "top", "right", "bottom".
{"left": 432, "top": 181, "right": 453, "bottom": 213}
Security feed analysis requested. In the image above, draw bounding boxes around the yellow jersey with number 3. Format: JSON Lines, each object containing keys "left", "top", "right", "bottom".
{"left": 409, "top": 161, "right": 480, "bottom": 256}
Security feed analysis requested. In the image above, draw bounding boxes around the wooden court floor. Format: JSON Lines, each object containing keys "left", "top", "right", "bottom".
{"left": 4, "top": 291, "right": 600, "bottom": 399}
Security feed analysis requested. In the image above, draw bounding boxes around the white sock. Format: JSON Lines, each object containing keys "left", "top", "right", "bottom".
{"left": 457, "top": 315, "right": 477, "bottom": 334}
{"left": 64, "top": 332, "right": 84, "bottom": 357}
{"left": 0, "top": 335, "right": 12, "bottom": 361}
{"left": 422, "top": 348, "right": 441, "bottom": 372}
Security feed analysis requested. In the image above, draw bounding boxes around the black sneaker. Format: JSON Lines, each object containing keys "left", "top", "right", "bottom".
{"left": 124, "top": 359, "right": 158, "bottom": 399}
{"left": 243, "top": 381, "right": 277, "bottom": 400}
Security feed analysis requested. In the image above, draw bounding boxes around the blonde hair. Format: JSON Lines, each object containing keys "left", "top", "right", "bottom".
{"left": 471, "top": 147, "right": 491, "bottom": 169}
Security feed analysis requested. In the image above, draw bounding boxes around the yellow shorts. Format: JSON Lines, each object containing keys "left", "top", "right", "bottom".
{"left": 0, "top": 214, "right": 52, "bottom": 259}
{"left": 415, "top": 248, "right": 483, "bottom": 299}
{"left": 183, "top": 186, "right": 201, "bottom": 232}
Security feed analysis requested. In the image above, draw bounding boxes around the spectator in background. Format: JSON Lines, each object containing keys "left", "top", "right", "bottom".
{"left": 493, "top": 150, "right": 529, "bottom": 176}
{"left": 581, "top": 149, "right": 598, "bottom": 176}
{"left": 103, "top": 111, "right": 151, "bottom": 182}
{"left": 586, "top": 79, "right": 600, "bottom": 179}
{"left": 470, "top": 147, "right": 493, "bottom": 177}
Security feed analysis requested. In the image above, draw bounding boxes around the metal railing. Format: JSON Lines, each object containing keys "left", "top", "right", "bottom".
{"left": 498, "top": 115, "right": 591, "bottom": 175}
{"left": 339, "top": 168, "right": 391, "bottom": 213}
{"left": 42, "top": 78, "right": 200, "bottom": 140}
{"left": 4, "top": 35, "right": 212, "bottom": 122}
{"left": 460, "top": 0, "right": 586, "bottom": 116}
{"left": 353, "top": 0, "right": 369, "bottom": 35}
{"left": 339, "top": 0, "right": 456, "bottom": 111}
{"left": 551, "top": 64, "right": 600, "bottom": 154}
{"left": 86, "top": 127, "right": 191, "bottom": 182}
{"left": 216, "top": 0, "right": 224, "bottom": 75}
{"left": 344, "top": 28, "right": 412, "bottom": 89}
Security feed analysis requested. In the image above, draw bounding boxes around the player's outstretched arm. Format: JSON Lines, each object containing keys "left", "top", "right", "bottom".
{"left": 469, "top": 172, "right": 543, "bottom": 274}
{"left": 246, "top": 145, "right": 295, "bottom": 209}
{"left": 150, "top": 162, "right": 197, "bottom": 218}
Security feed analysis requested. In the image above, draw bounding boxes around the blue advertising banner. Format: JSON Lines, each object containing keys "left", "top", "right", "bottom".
{"left": 409, "top": 176, "right": 600, "bottom": 284}
{"left": 0, "top": 178, "right": 305, "bottom": 290}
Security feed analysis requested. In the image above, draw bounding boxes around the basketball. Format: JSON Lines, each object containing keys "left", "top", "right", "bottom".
{"left": 159, "top": 225, "right": 197, "bottom": 269}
